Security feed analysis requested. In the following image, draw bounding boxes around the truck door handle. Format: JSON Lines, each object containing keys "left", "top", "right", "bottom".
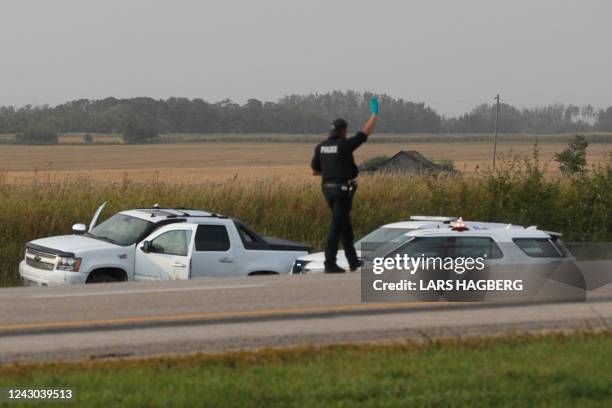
{"left": 173, "top": 262, "right": 187, "bottom": 268}
{"left": 218, "top": 257, "right": 234, "bottom": 263}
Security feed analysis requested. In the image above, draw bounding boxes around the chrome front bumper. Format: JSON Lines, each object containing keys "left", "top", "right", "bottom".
{"left": 19, "top": 261, "right": 86, "bottom": 286}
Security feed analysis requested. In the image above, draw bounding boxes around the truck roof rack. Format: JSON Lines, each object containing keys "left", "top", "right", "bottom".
{"left": 175, "top": 207, "right": 226, "bottom": 218}
{"left": 137, "top": 208, "right": 227, "bottom": 219}
{"left": 138, "top": 208, "right": 182, "bottom": 218}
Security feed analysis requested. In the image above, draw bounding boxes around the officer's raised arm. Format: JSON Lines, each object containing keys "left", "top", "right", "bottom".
{"left": 362, "top": 97, "right": 379, "bottom": 136}
{"left": 340, "top": 97, "right": 380, "bottom": 153}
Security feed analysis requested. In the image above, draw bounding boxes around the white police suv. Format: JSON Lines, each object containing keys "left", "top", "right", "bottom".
{"left": 291, "top": 216, "right": 573, "bottom": 274}
{"left": 20, "top": 204, "right": 310, "bottom": 285}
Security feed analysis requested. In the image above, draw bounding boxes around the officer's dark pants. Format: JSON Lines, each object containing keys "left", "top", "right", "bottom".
{"left": 323, "top": 186, "right": 359, "bottom": 269}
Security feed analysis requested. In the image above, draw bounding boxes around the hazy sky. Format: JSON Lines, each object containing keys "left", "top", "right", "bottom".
{"left": 1, "top": 0, "right": 610, "bottom": 116}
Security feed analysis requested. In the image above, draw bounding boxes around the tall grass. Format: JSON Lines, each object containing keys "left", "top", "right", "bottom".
{"left": 0, "top": 156, "right": 610, "bottom": 286}
{"left": 123, "top": 132, "right": 612, "bottom": 144}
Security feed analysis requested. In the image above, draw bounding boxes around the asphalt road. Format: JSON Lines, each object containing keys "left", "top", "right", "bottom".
{"left": 1, "top": 273, "right": 611, "bottom": 363}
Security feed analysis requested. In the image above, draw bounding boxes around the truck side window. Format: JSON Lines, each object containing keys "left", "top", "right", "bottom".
{"left": 514, "top": 238, "right": 563, "bottom": 258}
{"left": 238, "top": 225, "right": 256, "bottom": 243}
{"left": 449, "top": 237, "right": 503, "bottom": 259}
{"left": 151, "top": 230, "right": 192, "bottom": 256}
{"left": 233, "top": 221, "right": 270, "bottom": 250}
{"left": 195, "top": 225, "right": 230, "bottom": 251}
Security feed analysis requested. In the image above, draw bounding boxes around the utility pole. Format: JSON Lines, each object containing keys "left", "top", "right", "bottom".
{"left": 492, "top": 94, "right": 500, "bottom": 173}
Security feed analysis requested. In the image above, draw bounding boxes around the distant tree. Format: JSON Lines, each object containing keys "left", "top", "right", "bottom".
{"left": 580, "top": 105, "right": 597, "bottom": 125}
{"left": 596, "top": 107, "right": 612, "bottom": 131}
{"left": 554, "top": 135, "right": 588, "bottom": 175}
{"left": 83, "top": 133, "right": 93, "bottom": 144}
{"left": 564, "top": 104, "right": 580, "bottom": 121}
{"left": 0, "top": 93, "right": 605, "bottom": 135}
{"left": 15, "top": 124, "right": 58, "bottom": 144}
{"left": 122, "top": 120, "right": 159, "bottom": 144}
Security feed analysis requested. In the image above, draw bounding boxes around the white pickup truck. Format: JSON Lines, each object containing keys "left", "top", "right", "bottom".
{"left": 20, "top": 204, "right": 310, "bottom": 285}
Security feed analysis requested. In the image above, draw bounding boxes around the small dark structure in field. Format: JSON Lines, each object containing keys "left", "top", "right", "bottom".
{"left": 365, "top": 151, "right": 452, "bottom": 174}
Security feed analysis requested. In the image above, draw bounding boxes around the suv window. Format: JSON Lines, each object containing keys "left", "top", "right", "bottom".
{"left": 355, "top": 227, "right": 414, "bottom": 250}
{"left": 151, "top": 230, "right": 192, "bottom": 256}
{"left": 514, "top": 238, "right": 563, "bottom": 258}
{"left": 393, "top": 236, "right": 503, "bottom": 259}
{"left": 448, "top": 237, "right": 503, "bottom": 259}
{"left": 550, "top": 236, "right": 571, "bottom": 257}
{"left": 396, "top": 237, "right": 447, "bottom": 257}
{"left": 195, "top": 225, "right": 230, "bottom": 251}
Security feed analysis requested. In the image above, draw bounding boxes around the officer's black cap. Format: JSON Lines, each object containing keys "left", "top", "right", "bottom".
{"left": 331, "top": 118, "right": 348, "bottom": 131}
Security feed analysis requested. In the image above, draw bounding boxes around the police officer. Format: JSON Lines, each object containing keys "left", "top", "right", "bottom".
{"left": 311, "top": 97, "right": 379, "bottom": 273}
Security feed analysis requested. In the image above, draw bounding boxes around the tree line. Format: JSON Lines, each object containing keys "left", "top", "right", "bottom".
{"left": 1, "top": 91, "right": 611, "bottom": 143}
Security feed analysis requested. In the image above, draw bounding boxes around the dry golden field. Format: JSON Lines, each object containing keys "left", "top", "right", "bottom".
{"left": 1, "top": 139, "right": 610, "bottom": 183}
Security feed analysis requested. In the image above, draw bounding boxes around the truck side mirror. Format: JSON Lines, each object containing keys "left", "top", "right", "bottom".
{"left": 141, "top": 241, "right": 151, "bottom": 253}
{"left": 72, "top": 223, "right": 87, "bottom": 235}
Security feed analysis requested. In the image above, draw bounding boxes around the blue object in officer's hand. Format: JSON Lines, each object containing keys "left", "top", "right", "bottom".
{"left": 370, "top": 97, "right": 379, "bottom": 115}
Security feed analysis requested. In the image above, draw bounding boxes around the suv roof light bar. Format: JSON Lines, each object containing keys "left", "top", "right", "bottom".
{"left": 451, "top": 217, "right": 469, "bottom": 231}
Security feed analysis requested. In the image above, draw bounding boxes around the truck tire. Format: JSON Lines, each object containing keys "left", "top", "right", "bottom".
{"left": 87, "top": 273, "right": 118, "bottom": 283}
{"left": 248, "top": 271, "right": 279, "bottom": 276}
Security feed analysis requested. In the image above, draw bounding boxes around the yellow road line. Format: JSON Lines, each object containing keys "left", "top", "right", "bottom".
{"left": 0, "top": 302, "right": 444, "bottom": 333}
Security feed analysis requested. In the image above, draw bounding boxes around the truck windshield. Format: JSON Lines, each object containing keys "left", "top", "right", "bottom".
{"left": 355, "top": 227, "right": 414, "bottom": 250}
{"left": 88, "top": 214, "right": 153, "bottom": 246}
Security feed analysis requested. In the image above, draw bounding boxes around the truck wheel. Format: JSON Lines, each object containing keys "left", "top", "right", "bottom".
{"left": 248, "top": 271, "right": 279, "bottom": 276}
{"left": 87, "top": 273, "right": 119, "bottom": 283}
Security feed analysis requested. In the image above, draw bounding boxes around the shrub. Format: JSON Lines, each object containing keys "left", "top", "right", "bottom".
{"left": 83, "top": 134, "right": 93, "bottom": 144}
{"left": 122, "top": 121, "right": 159, "bottom": 144}
{"left": 15, "top": 126, "right": 58, "bottom": 145}
{"left": 555, "top": 135, "right": 588, "bottom": 175}
{"left": 359, "top": 155, "right": 389, "bottom": 172}
{"left": 433, "top": 159, "right": 455, "bottom": 172}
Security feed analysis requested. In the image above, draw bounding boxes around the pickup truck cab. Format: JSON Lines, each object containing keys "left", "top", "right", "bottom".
{"left": 20, "top": 205, "right": 310, "bottom": 285}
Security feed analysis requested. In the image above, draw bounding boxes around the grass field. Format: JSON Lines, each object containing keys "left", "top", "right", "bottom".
{"left": 1, "top": 137, "right": 611, "bottom": 183}
{"left": 1, "top": 161, "right": 611, "bottom": 286}
{"left": 3, "top": 132, "right": 612, "bottom": 145}
{"left": 0, "top": 135, "right": 610, "bottom": 285}
{"left": 1, "top": 332, "right": 611, "bottom": 407}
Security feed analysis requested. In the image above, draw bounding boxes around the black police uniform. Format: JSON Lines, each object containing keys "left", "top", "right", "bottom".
{"left": 311, "top": 130, "right": 368, "bottom": 270}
